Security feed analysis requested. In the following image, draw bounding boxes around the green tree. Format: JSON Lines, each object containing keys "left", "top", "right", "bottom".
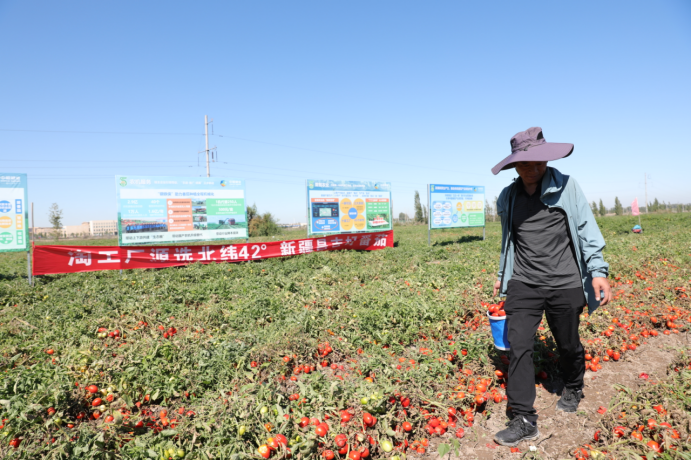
{"left": 422, "top": 204, "right": 428, "bottom": 224}
{"left": 246, "top": 203, "right": 258, "bottom": 226}
{"left": 414, "top": 191, "right": 424, "bottom": 223}
{"left": 398, "top": 212, "right": 407, "bottom": 222}
{"left": 48, "top": 203, "right": 63, "bottom": 240}
{"left": 598, "top": 199, "right": 606, "bottom": 217}
{"left": 614, "top": 197, "right": 623, "bottom": 216}
{"left": 249, "top": 212, "right": 280, "bottom": 237}
{"left": 651, "top": 198, "right": 660, "bottom": 212}
{"left": 591, "top": 201, "right": 598, "bottom": 215}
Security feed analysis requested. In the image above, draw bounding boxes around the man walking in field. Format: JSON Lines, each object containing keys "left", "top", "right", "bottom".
{"left": 491, "top": 127, "right": 612, "bottom": 446}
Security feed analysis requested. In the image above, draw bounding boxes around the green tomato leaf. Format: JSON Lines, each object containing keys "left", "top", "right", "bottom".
{"left": 438, "top": 443, "right": 451, "bottom": 458}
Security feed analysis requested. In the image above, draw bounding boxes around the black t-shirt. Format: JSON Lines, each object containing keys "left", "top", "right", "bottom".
{"left": 511, "top": 179, "right": 582, "bottom": 289}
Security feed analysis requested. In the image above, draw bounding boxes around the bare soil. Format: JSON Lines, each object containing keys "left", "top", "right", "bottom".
{"left": 415, "top": 331, "right": 691, "bottom": 460}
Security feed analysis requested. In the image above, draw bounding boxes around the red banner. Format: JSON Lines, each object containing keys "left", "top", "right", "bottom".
{"left": 32, "top": 231, "right": 393, "bottom": 276}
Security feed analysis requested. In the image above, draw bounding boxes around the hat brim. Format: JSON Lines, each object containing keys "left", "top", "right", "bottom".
{"left": 491, "top": 142, "right": 574, "bottom": 175}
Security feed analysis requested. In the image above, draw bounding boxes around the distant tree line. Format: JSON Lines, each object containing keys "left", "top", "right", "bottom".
{"left": 591, "top": 197, "right": 689, "bottom": 216}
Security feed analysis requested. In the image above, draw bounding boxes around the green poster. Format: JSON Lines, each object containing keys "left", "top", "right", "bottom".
{"left": 206, "top": 198, "right": 245, "bottom": 216}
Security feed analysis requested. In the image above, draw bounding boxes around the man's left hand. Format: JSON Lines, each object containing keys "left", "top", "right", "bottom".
{"left": 592, "top": 277, "right": 612, "bottom": 306}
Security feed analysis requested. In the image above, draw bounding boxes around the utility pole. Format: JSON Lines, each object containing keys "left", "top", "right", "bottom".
{"left": 205, "top": 115, "right": 210, "bottom": 177}
{"left": 644, "top": 173, "right": 649, "bottom": 214}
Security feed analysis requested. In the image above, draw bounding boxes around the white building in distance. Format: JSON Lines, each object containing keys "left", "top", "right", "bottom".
{"left": 31, "top": 220, "right": 118, "bottom": 238}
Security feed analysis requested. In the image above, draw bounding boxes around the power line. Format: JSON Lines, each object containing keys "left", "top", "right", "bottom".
{"left": 1, "top": 126, "right": 491, "bottom": 178}
{"left": 215, "top": 134, "right": 491, "bottom": 178}
{"left": 0, "top": 159, "right": 192, "bottom": 163}
{"left": 0, "top": 129, "right": 202, "bottom": 135}
{"left": 217, "top": 162, "right": 424, "bottom": 187}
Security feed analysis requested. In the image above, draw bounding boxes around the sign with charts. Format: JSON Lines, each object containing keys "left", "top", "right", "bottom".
{"left": 0, "top": 173, "right": 29, "bottom": 252}
{"left": 116, "top": 176, "right": 247, "bottom": 246}
{"left": 307, "top": 180, "right": 392, "bottom": 235}
{"left": 429, "top": 184, "right": 485, "bottom": 229}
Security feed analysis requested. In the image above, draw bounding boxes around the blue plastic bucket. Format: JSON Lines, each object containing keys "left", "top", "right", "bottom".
{"left": 487, "top": 311, "right": 510, "bottom": 350}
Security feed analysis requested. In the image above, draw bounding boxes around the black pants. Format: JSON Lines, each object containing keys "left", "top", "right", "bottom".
{"left": 504, "top": 279, "right": 586, "bottom": 423}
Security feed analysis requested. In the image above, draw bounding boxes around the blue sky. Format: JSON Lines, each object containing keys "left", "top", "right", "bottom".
{"left": 1, "top": 0, "right": 689, "bottom": 227}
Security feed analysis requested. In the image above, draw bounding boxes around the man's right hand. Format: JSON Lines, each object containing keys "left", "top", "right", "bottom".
{"left": 493, "top": 280, "right": 501, "bottom": 297}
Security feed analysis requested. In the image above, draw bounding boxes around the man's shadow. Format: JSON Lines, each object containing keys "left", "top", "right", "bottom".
{"left": 433, "top": 235, "right": 483, "bottom": 247}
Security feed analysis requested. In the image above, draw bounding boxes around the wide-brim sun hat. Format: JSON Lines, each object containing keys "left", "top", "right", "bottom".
{"left": 491, "top": 127, "right": 574, "bottom": 175}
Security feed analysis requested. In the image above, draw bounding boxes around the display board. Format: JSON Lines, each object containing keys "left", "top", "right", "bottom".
{"left": 307, "top": 180, "right": 392, "bottom": 235}
{"left": 116, "top": 176, "right": 247, "bottom": 246}
{"left": 0, "top": 173, "right": 29, "bottom": 252}
{"left": 428, "top": 184, "right": 485, "bottom": 229}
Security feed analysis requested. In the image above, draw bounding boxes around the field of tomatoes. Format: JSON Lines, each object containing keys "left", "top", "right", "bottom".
{"left": 0, "top": 213, "right": 689, "bottom": 459}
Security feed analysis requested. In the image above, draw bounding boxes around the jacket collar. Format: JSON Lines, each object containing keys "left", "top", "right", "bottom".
{"left": 540, "top": 167, "right": 564, "bottom": 198}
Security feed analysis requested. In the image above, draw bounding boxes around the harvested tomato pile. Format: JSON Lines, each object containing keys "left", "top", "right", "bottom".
{"left": 0, "top": 215, "right": 689, "bottom": 459}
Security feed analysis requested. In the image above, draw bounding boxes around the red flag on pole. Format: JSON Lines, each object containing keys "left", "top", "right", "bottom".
{"left": 632, "top": 198, "right": 640, "bottom": 216}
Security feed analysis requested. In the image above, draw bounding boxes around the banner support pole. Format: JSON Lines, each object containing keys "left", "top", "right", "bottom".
{"left": 427, "top": 184, "right": 431, "bottom": 247}
{"left": 27, "top": 251, "right": 32, "bottom": 286}
{"left": 483, "top": 225, "right": 486, "bottom": 241}
{"left": 305, "top": 180, "right": 309, "bottom": 238}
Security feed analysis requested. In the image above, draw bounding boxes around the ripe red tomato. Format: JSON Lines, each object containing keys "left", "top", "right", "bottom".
{"left": 402, "top": 421, "right": 412, "bottom": 431}
{"left": 104, "top": 415, "right": 114, "bottom": 423}
{"left": 275, "top": 434, "right": 288, "bottom": 446}
{"left": 299, "top": 417, "right": 309, "bottom": 427}
{"left": 647, "top": 441, "right": 662, "bottom": 453}
{"left": 323, "top": 450, "right": 335, "bottom": 460}
{"left": 258, "top": 445, "right": 271, "bottom": 459}
{"left": 46, "top": 349, "right": 55, "bottom": 355}
{"left": 348, "top": 451, "right": 361, "bottom": 460}
{"left": 335, "top": 434, "right": 347, "bottom": 448}
{"left": 363, "top": 413, "right": 374, "bottom": 427}
{"left": 315, "top": 425, "right": 327, "bottom": 437}
{"left": 92, "top": 398, "right": 103, "bottom": 407}
{"left": 86, "top": 385, "right": 98, "bottom": 394}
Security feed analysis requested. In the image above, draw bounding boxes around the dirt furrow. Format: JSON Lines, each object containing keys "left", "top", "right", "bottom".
{"left": 418, "top": 331, "right": 690, "bottom": 460}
